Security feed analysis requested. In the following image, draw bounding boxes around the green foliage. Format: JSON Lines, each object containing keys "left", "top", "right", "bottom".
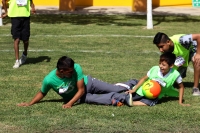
{"left": 0, "top": 14, "right": 200, "bottom": 133}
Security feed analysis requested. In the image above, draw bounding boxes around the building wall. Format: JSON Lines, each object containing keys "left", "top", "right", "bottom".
{"left": 153, "top": 0, "right": 192, "bottom": 7}
{"left": 75, "top": 0, "right": 132, "bottom": 6}
{"left": 33, "top": 0, "right": 192, "bottom": 7}
{"left": 34, "top": 0, "right": 59, "bottom": 6}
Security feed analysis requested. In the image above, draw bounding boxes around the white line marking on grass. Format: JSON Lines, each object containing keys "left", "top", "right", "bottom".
{"left": 28, "top": 49, "right": 54, "bottom": 52}
{"left": 142, "top": 50, "right": 161, "bottom": 55}
{"left": 0, "top": 49, "right": 114, "bottom": 54}
{"left": 66, "top": 50, "right": 112, "bottom": 53}
{"left": 0, "top": 49, "right": 54, "bottom": 52}
{"left": 0, "top": 49, "right": 160, "bottom": 55}
{"left": 0, "top": 34, "right": 10, "bottom": 36}
{"left": 0, "top": 34, "right": 154, "bottom": 38}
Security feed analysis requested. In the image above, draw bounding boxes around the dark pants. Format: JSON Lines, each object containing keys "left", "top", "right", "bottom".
{"left": 80, "top": 76, "right": 138, "bottom": 105}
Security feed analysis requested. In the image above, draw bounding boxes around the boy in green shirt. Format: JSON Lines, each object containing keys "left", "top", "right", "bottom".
{"left": 17, "top": 56, "right": 135, "bottom": 108}
{"left": 153, "top": 32, "right": 200, "bottom": 96}
{"left": 124, "top": 52, "right": 190, "bottom": 106}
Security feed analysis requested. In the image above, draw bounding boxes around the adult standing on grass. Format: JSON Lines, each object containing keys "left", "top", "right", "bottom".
{"left": 1, "top": 0, "right": 35, "bottom": 68}
{"left": 153, "top": 32, "right": 200, "bottom": 96}
{"left": 17, "top": 56, "right": 136, "bottom": 108}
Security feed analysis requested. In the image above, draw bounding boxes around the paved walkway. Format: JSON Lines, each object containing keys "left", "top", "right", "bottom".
{"left": 35, "top": 6, "right": 200, "bottom": 16}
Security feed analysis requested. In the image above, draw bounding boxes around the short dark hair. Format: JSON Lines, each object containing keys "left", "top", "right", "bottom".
{"left": 57, "top": 56, "right": 74, "bottom": 70}
{"left": 160, "top": 52, "right": 176, "bottom": 66}
{"left": 153, "top": 32, "right": 170, "bottom": 45}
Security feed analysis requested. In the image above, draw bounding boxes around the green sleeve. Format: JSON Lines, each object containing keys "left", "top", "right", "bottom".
{"left": 74, "top": 64, "right": 84, "bottom": 81}
{"left": 40, "top": 77, "right": 51, "bottom": 94}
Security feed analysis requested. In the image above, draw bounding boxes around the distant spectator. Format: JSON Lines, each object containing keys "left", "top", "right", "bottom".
{"left": 1, "top": 0, "right": 36, "bottom": 68}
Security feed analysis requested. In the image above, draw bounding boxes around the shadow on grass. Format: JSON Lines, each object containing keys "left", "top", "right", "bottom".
{"left": 25, "top": 56, "right": 51, "bottom": 64}
{"left": 157, "top": 97, "right": 179, "bottom": 104}
{"left": 38, "top": 97, "right": 181, "bottom": 106}
{"left": 36, "top": 15, "right": 200, "bottom": 26}
{"left": 30, "top": 14, "right": 145, "bottom": 26}
{"left": 3, "top": 14, "right": 200, "bottom": 27}
{"left": 38, "top": 98, "right": 82, "bottom": 106}
{"left": 38, "top": 99, "right": 64, "bottom": 103}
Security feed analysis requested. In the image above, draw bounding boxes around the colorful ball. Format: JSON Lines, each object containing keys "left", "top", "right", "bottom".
{"left": 142, "top": 80, "right": 161, "bottom": 99}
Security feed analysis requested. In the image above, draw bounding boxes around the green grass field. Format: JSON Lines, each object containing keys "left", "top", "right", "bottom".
{"left": 1, "top": 14, "right": 200, "bottom": 133}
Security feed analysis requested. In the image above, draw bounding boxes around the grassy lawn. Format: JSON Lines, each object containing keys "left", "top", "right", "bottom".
{"left": 1, "top": 14, "right": 200, "bottom": 133}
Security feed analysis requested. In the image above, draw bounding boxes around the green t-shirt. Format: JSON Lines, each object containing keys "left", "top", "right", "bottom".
{"left": 8, "top": 0, "right": 31, "bottom": 17}
{"left": 41, "top": 63, "right": 88, "bottom": 101}
{"left": 170, "top": 34, "right": 192, "bottom": 67}
{"left": 136, "top": 66, "right": 180, "bottom": 99}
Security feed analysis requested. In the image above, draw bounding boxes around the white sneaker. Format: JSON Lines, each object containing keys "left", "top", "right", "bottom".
{"left": 125, "top": 93, "right": 133, "bottom": 107}
{"left": 19, "top": 54, "right": 27, "bottom": 65}
{"left": 13, "top": 61, "right": 20, "bottom": 68}
{"left": 192, "top": 88, "right": 200, "bottom": 96}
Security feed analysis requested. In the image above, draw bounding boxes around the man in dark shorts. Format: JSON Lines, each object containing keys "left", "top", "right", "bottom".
{"left": 1, "top": 0, "right": 35, "bottom": 68}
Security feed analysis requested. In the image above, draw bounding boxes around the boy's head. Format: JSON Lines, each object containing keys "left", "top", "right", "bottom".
{"left": 159, "top": 52, "right": 176, "bottom": 75}
{"left": 57, "top": 56, "right": 74, "bottom": 78}
{"left": 153, "top": 32, "right": 174, "bottom": 53}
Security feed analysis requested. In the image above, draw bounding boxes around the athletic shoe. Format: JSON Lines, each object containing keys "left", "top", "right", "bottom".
{"left": 112, "top": 99, "right": 124, "bottom": 106}
{"left": 13, "top": 61, "right": 20, "bottom": 68}
{"left": 19, "top": 54, "right": 27, "bottom": 65}
{"left": 125, "top": 93, "right": 133, "bottom": 107}
{"left": 192, "top": 88, "right": 200, "bottom": 96}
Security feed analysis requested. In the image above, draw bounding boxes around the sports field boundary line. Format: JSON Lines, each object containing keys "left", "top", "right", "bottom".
{"left": 0, "top": 34, "right": 154, "bottom": 38}
{"left": 0, "top": 49, "right": 159, "bottom": 53}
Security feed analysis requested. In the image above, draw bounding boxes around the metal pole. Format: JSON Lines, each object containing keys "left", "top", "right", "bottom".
{"left": 0, "top": 5, "right": 3, "bottom": 26}
{"left": 147, "top": 0, "right": 153, "bottom": 29}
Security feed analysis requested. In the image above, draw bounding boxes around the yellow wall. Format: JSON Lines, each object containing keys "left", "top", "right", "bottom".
{"left": 33, "top": 0, "right": 132, "bottom": 6}
{"left": 76, "top": 0, "right": 132, "bottom": 6}
{"left": 34, "top": 0, "right": 59, "bottom": 6}
{"left": 153, "top": 0, "right": 192, "bottom": 7}
{"left": 33, "top": 0, "right": 192, "bottom": 7}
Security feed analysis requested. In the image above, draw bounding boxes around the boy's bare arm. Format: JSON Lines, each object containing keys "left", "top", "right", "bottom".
{"left": 1, "top": 0, "right": 8, "bottom": 18}
{"left": 62, "top": 79, "right": 85, "bottom": 108}
{"left": 17, "top": 91, "right": 46, "bottom": 106}
{"left": 192, "top": 34, "right": 200, "bottom": 66}
{"left": 177, "top": 83, "right": 190, "bottom": 106}
{"left": 192, "top": 34, "right": 200, "bottom": 54}
{"left": 127, "top": 75, "right": 148, "bottom": 94}
{"left": 30, "top": 0, "right": 36, "bottom": 14}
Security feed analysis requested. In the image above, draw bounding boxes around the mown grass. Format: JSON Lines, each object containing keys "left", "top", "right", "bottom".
{"left": 0, "top": 14, "right": 200, "bottom": 133}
